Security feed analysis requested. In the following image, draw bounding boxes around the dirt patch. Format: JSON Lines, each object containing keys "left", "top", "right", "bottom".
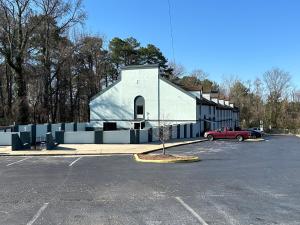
{"left": 136, "top": 153, "right": 200, "bottom": 162}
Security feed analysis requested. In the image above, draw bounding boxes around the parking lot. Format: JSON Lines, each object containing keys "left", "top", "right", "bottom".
{"left": 0, "top": 135, "right": 300, "bottom": 225}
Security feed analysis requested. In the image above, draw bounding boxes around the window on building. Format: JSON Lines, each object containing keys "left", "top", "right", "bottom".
{"left": 134, "top": 123, "right": 140, "bottom": 129}
{"left": 137, "top": 105, "right": 143, "bottom": 115}
{"left": 134, "top": 96, "right": 145, "bottom": 120}
{"left": 103, "top": 122, "right": 117, "bottom": 131}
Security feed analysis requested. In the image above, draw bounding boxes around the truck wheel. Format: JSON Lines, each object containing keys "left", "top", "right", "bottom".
{"left": 207, "top": 135, "right": 214, "bottom": 141}
{"left": 236, "top": 135, "right": 244, "bottom": 142}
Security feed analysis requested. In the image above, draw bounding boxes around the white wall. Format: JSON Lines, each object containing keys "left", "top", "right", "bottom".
{"left": 90, "top": 67, "right": 159, "bottom": 129}
{"left": 0, "top": 132, "right": 19, "bottom": 145}
{"left": 90, "top": 66, "right": 197, "bottom": 129}
{"left": 189, "top": 91, "right": 201, "bottom": 98}
{"left": 159, "top": 79, "right": 197, "bottom": 125}
{"left": 64, "top": 131, "right": 95, "bottom": 144}
{"left": 103, "top": 130, "right": 131, "bottom": 144}
{"left": 202, "top": 93, "right": 211, "bottom": 100}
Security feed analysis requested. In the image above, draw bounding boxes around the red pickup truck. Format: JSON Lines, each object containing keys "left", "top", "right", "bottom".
{"left": 204, "top": 128, "right": 251, "bottom": 141}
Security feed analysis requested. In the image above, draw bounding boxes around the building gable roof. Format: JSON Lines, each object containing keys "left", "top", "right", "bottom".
{"left": 159, "top": 76, "right": 197, "bottom": 100}
{"left": 90, "top": 64, "right": 159, "bottom": 102}
{"left": 120, "top": 64, "right": 159, "bottom": 70}
{"left": 90, "top": 79, "right": 122, "bottom": 102}
{"left": 89, "top": 64, "right": 228, "bottom": 108}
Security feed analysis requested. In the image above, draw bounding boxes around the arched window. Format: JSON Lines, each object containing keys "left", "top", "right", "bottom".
{"left": 134, "top": 96, "right": 145, "bottom": 120}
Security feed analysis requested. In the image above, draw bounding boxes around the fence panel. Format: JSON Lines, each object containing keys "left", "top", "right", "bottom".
{"left": 18, "top": 125, "right": 32, "bottom": 132}
{"left": 77, "top": 123, "right": 86, "bottom": 131}
{"left": 0, "top": 132, "right": 19, "bottom": 145}
{"left": 103, "top": 130, "right": 131, "bottom": 144}
{"left": 151, "top": 128, "right": 159, "bottom": 142}
{"left": 36, "top": 124, "right": 48, "bottom": 141}
{"left": 65, "top": 123, "right": 74, "bottom": 132}
{"left": 64, "top": 131, "right": 95, "bottom": 144}
{"left": 172, "top": 126, "right": 177, "bottom": 139}
{"left": 139, "top": 130, "right": 148, "bottom": 143}
{"left": 193, "top": 123, "right": 200, "bottom": 137}
{"left": 180, "top": 125, "right": 184, "bottom": 139}
{"left": 186, "top": 124, "right": 190, "bottom": 138}
{"left": 51, "top": 123, "right": 62, "bottom": 137}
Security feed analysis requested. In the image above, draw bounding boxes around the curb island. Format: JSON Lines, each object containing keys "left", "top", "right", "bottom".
{"left": 134, "top": 153, "right": 200, "bottom": 163}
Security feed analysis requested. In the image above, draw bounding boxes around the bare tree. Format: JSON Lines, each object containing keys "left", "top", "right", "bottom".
{"left": 295, "top": 91, "right": 300, "bottom": 102}
{"left": 158, "top": 124, "right": 171, "bottom": 155}
{"left": 0, "top": 0, "right": 85, "bottom": 124}
{"left": 263, "top": 68, "right": 291, "bottom": 129}
{"left": 190, "top": 69, "right": 208, "bottom": 81}
{"left": 263, "top": 68, "right": 291, "bottom": 100}
{"left": 31, "top": 0, "right": 85, "bottom": 123}
{"left": 0, "top": 0, "right": 37, "bottom": 123}
{"left": 221, "top": 74, "right": 240, "bottom": 96}
{"left": 168, "top": 61, "right": 185, "bottom": 79}
{"left": 154, "top": 114, "right": 171, "bottom": 155}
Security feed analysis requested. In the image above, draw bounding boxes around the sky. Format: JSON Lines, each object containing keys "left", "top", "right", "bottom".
{"left": 83, "top": 0, "right": 300, "bottom": 87}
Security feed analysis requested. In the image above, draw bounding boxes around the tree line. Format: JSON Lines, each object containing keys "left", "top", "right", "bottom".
{"left": 1, "top": 0, "right": 299, "bottom": 132}
{"left": 0, "top": 0, "right": 174, "bottom": 125}
{"left": 226, "top": 68, "right": 300, "bottom": 132}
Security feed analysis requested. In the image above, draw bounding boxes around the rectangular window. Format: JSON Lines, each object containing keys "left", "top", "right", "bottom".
{"left": 137, "top": 106, "right": 143, "bottom": 114}
{"left": 103, "top": 122, "right": 117, "bottom": 131}
{"left": 134, "top": 123, "right": 141, "bottom": 129}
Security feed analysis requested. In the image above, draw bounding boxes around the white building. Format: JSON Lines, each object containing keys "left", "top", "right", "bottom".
{"left": 89, "top": 64, "right": 239, "bottom": 135}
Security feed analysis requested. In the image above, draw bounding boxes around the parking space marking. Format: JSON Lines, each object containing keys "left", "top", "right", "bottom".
{"left": 69, "top": 157, "right": 82, "bottom": 166}
{"left": 175, "top": 197, "right": 208, "bottom": 225}
{"left": 26, "top": 203, "right": 49, "bottom": 225}
{"left": 208, "top": 200, "right": 240, "bottom": 225}
{"left": 6, "top": 157, "right": 31, "bottom": 167}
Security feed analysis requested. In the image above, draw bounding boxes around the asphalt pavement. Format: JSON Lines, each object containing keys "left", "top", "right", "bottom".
{"left": 0, "top": 136, "right": 300, "bottom": 225}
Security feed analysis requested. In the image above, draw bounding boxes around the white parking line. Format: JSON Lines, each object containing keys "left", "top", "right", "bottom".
{"left": 26, "top": 203, "right": 49, "bottom": 225}
{"left": 175, "top": 197, "right": 208, "bottom": 225}
{"left": 6, "top": 157, "right": 31, "bottom": 167}
{"left": 69, "top": 157, "right": 82, "bottom": 166}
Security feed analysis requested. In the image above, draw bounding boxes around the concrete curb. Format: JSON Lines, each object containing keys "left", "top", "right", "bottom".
{"left": 0, "top": 153, "right": 132, "bottom": 157}
{"left": 266, "top": 134, "right": 296, "bottom": 136}
{"left": 142, "top": 139, "right": 208, "bottom": 154}
{"left": 244, "top": 138, "right": 265, "bottom": 142}
{"left": 0, "top": 139, "right": 208, "bottom": 157}
{"left": 133, "top": 154, "right": 201, "bottom": 163}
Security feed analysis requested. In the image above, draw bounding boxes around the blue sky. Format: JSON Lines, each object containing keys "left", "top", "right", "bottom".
{"left": 83, "top": 0, "right": 300, "bottom": 87}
